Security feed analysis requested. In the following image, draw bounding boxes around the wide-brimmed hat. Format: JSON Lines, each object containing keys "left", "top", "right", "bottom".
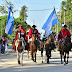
{"left": 64, "top": 25, "right": 67, "bottom": 27}
{"left": 18, "top": 24, "right": 23, "bottom": 27}
{"left": 32, "top": 25, "right": 36, "bottom": 27}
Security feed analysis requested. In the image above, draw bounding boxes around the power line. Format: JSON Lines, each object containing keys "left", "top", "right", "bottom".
{"left": 15, "top": 8, "right": 59, "bottom": 12}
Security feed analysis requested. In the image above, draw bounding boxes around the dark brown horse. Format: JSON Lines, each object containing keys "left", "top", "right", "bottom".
{"left": 59, "top": 37, "right": 71, "bottom": 65}
{"left": 44, "top": 32, "right": 56, "bottom": 63}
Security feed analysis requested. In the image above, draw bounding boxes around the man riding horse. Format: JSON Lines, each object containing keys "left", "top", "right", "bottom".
{"left": 28, "top": 25, "right": 40, "bottom": 46}
{"left": 58, "top": 25, "right": 71, "bottom": 65}
{"left": 28, "top": 25, "right": 39, "bottom": 39}
{"left": 28, "top": 25, "right": 40, "bottom": 62}
{"left": 13, "top": 24, "right": 28, "bottom": 50}
{"left": 58, "top": 25, "right": 71, "bottom": 51}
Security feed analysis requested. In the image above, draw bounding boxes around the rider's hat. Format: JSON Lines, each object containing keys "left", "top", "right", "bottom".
{"left": 18, "top": 24, "right": 23, "bottom": 27}
{"left": 32, "top": 25, "right": 36, "bottom": 27}
{"left": 64, "top": 25, "right": 67, "bottom": 27}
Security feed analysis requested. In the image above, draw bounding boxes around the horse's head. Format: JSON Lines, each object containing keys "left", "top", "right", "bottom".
{"left": 48, "top": 32, "right": 56, "bottom": 42}
{"left": 32, "top": 34, "right": 35, "bottom": 41}
{"left": 62, "top": 37, "right": 70, "bottom": 44}
{"left": 15, "top": 39, "right": 22, "bottom": 47}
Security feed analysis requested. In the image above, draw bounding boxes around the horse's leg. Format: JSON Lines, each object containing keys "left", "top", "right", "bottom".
{"left": 41, "top": 48, "right": 43, "bottom": 63}
{"left": 27, "top": 49, "right": 29, "bottom": 58}
{"left": 46, "top": 50, "right": 49, "bottom": 64}
{"left": 64, "top": 52, "right": 66, "bottom": 65}
{"left": 66, "top": 52, "right": 69, "bottom": 64}
{"left": 49, "top": 50, "right": 51, "bottom": 59}
{"left": 60, "top": 51, "right": 63, "bottom": 64}
{"left": 17, "top": 51, "right": 20, "bottom": 64}
{"left": 31, "top": 50, "right": 34, "bottom": 61}
{"left": 34, "top": 51, "right": 36, "bottom": 62}
{"left": 21, "top": 51, "right": 23, "bottom": 66}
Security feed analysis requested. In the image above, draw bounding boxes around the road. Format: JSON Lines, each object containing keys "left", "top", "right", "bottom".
{"left": 0, "top": 49, "right": 72, "bottom": 72}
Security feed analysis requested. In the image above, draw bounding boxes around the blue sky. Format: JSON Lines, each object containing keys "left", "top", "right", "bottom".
{"left": 0, "top": 0, "right": 63, "bottom": 33}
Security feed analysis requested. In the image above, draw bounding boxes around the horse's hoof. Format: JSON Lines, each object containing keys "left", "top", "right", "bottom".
{"left": 47, "top": 62, "right": 49, "bottom": 64}
{"left": 32, "top": 58, "right": 34, "bottom": 61}
{"left": 28, "top": 56, "right": 29, "bottom": 58}
{"left": 64, "top": 62, "right": 66, "bottom": 65}
{"left": 42, "top": 61, "right": 43, "bottom": 63}
{"left": 34, "top": 60, "right": 36, "bottom": 62}
{"left": 21, "top": 64, "right": 23, "bottom": 66}
{"left": 66, "top": 62, "right": 68, "bottom": 64}
{"left": 18, "top": 60, "right": 20, "bottom": 64}
{"left": 47, "top": 61, "right": 49, "bottom": 64}
{"left": 61, "top": 61, "right": 63, "bottom": 64}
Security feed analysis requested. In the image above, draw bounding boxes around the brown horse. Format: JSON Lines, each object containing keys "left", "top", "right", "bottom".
{"left": 59, "top": 37, "right": 71, "bottom": 65}
{"left": 30, "top": 34, "right": 38, "bottom": 62}
{"left": 14, "top": 30, "right": 25, "bottom": 65}
{"left": 44, "top": 32, "right": 56, "bottom": 63}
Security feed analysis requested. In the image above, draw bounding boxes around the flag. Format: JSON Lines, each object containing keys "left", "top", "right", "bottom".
{"left": 5, "top": 6, "right": 14, "bottom": 35}
{"left": 42, "top": 8, "right": 59, "bottom": 35}
{"left": 44, "top": 31, "right": 49, "bottom": 38}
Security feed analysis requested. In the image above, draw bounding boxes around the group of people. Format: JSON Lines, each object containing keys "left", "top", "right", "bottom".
{"left": 12, "top": 24, "right": 71, "bottom": 51}
{"left": 0, "top": 36, "right": 7, "bottom": 54}
{"left": 13, "top": 24, "right": 40, "bottom": 50}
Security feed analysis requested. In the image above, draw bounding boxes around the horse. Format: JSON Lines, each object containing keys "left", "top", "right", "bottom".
{"left": 15, "top": 30, "right": 26, "bottom": 65}
{"left": 44, "top": 32, "right": 56, "bottom": 63}
{"left": 30, "top": 34, "right": 40, "bottom": 62}
{"left": 59, "top": 37, "right": 71, "bottom": 65}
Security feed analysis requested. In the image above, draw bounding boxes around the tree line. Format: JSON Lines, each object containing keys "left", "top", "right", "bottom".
{"left": 0, "top": 0, "right": 72, "bottom": 40}
{"left": 0, "top": 0, "right": 30, "bottom": 39}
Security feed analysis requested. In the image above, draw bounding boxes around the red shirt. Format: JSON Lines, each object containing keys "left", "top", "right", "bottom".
{"left": 28, "top": 28, "right": 32, "bottom": 38}
{"left": 58, "top": 29, "right": 70, "bottom": 41}
{"left": 15, "top": 28, "right": 28, "bottom": 41}
{"left": 28, "top": 28, "right": 39, "bottom": 38}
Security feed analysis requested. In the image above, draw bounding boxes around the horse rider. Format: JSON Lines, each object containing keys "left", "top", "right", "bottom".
{"left": 28, "top": 25, "right": 39, "bottom": 42}
{"left": 13, "top": 24, "right": 28, "bottom": 50}
{"left": 58, "top": 25, "right": 71, "bottom": 50}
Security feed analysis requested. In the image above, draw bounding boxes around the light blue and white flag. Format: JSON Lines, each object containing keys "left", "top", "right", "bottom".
{"left": 5, "top": 6, "right": 14, "bottom": 35}
{"left": 42, "top": 8, "right": 59, "bottom": 35}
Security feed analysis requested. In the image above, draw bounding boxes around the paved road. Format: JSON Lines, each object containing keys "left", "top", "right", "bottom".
{"left": 0, "top": 49, "right": 72, "bottom": 72}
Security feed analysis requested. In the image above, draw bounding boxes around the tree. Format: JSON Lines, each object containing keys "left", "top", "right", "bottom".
{"left": 20, "top": 5, "right": 28, "bottom": 21}
{"left": 0, "top": 0, "right": 14, "bottom": 15}
{"left": 57, "top": 0, "right": 72, "bottom": 34}
{"left": 0, "top": 1, "right": 30, "bottom": 40}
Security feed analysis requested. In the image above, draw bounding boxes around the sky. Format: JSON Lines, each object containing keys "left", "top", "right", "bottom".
{"left": 0, "top": 0, "right": 63, "bottom": 33}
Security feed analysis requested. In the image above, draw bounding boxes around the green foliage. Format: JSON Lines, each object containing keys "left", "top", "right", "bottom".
{"left": 57, "top": 0, "right": 72, "bottom": 34}
{"left": 20, "top": 5, "right": 28, "bottom": 21}
{"left": 0, "top": 0, "right": 14, "bottom": 14}
{"left": 0, "top": 1, "right": 30, "bottom": 40}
